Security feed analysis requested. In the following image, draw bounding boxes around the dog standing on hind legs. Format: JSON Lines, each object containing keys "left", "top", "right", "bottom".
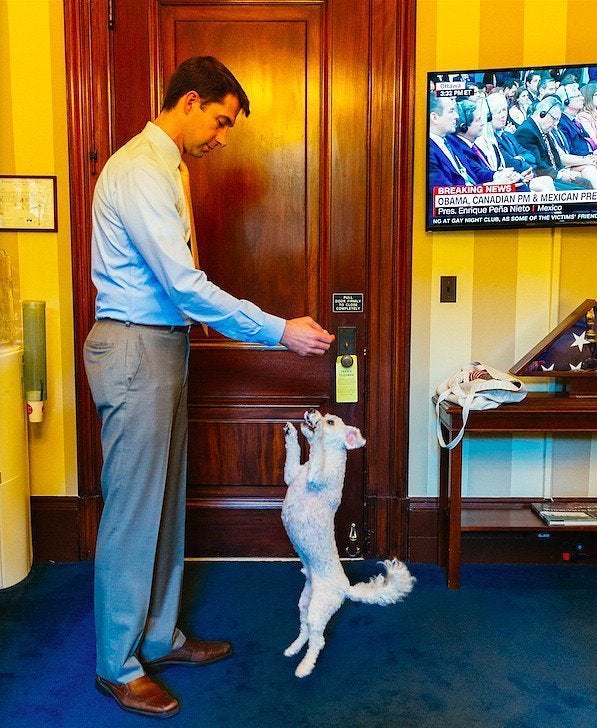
{"left": 281, "top": 409, "right": 415, "bottom": 678}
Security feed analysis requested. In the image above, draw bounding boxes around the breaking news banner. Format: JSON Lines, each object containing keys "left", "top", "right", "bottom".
{"left": 431, "top": 184, "right": 597, "bottom": 227}
{"left": 426, "top": 63, "right": 597, "bottom": 231}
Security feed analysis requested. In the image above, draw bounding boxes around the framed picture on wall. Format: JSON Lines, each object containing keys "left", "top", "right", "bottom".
{"left": 0, "top": 175, "right": 58, "bottom": 232}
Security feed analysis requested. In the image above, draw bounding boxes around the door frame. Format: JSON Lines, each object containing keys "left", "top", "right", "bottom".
{"left": 64, "top": 0, "right": 416, "bottom": 559}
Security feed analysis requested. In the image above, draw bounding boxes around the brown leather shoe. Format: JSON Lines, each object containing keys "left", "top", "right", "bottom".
{"left": 95, "top": 674, "right": 179, "bottom": 718}
{"left": 146, "top": 638, "right": 232, "bottom": 669}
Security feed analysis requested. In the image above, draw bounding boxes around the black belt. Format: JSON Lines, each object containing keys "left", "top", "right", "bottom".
{"left": 99, "top": 318, "right": 191, "bottom": 333}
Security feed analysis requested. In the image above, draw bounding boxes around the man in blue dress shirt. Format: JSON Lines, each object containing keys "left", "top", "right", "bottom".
{"left": 85, "top": 56, "right": 334, "bottom": 718}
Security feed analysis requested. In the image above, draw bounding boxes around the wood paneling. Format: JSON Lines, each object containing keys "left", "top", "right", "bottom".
{"left": 163, "top": 8, "right": 320, "bottom": 317}
{"left": 185, "top": 501, "right": 293, "bottom": 557}
{"left": 63, "top": 0, "right": 111, "bottom": 559}
{"left": 157, "top": 0, "right": 369, "bottom": 556}
{"left": 187, "top": 348, "right": 330, "bottom": 400}
{"left": 30, "top": 496, "right": 82, "bottom": 562}
{"left": 64, "top": 0, "right": 416, "bottom": 560}
{"left": 188, "top": 420, "right": 288, "bottom": 486}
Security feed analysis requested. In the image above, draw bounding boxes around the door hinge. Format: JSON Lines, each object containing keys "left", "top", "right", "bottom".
{"left": 89, "top": 149, "right": 98, "bottom": 176}
{"left": 108, "top": 0, "right": 114, "bottom": 30}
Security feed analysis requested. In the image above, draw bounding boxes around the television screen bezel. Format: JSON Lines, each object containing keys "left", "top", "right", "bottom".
{"left": 425, "top": 62, "right": 597, "bottom": 233}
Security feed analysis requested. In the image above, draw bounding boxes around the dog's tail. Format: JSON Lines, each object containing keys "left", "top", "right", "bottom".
{"left": 346, "top": 559, "right": 415, "bottom": 605}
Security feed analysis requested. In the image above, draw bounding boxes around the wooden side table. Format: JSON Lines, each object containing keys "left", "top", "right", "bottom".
{"left": 435, "top": 393, "right": 597, "bottom": 588}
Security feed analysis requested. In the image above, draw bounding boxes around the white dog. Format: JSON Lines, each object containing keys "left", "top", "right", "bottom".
{"left": 281, "top": 409, "right": 415, "bottom": 677}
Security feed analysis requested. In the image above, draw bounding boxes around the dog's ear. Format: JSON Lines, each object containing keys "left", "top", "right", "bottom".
{"left": 345, "top": 427, "right": 366, "bottom": 450}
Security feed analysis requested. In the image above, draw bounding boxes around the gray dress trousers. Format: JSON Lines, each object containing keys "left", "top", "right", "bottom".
{"left": 84, "top": 319, "right": 189, "bottom": 683}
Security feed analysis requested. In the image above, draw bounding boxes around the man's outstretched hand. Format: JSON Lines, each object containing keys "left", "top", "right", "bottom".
{"left": 280, "top": 317, "right": 335, "bottom": 356}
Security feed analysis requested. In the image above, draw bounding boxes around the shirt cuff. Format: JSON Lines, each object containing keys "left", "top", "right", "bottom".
{"left": 258, "top": 313, "right": 286, "bottom": 346}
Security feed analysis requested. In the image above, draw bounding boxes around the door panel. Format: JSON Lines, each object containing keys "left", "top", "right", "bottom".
{"left": 66, "top": 0, "right": 414, "bottom": 560}
{"left": 161, "top": 6, "right": 321, "bottom": 317}
{"left": 109, "top": 0, "right": 370, "bottom": 556}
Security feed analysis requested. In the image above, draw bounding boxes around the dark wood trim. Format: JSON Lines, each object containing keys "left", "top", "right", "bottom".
{"left": 64, "top": 0, "right": 111, "bottom": 559}
{"left": 391, "top": 0, "right": 416, "bottom": 558}
{"left": 64, "top": 0, "right": 417, "bottom": 559}
{"left": 31, "top": 496, "right": 83, "bottom": 562}
{"left": 363, "top": 0, "right": 416, "bottom": 558}
{"left": 364, "top": 496, "right": 410, "bottom": 558}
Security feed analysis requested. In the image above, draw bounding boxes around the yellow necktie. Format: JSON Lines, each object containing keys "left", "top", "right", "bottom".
{"left": 179, "top": 159, "right": 208, "bottom": 336}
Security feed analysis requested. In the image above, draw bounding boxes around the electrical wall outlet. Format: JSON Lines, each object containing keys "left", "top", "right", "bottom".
{"left": 440, "top": 276, "right": 457, "bottom": 303}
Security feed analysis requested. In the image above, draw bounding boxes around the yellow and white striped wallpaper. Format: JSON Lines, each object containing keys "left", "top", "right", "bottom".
{"left": 0, "top": 0, "right": 77, "bottom": 496}
{"left": 410, "top": 0, "right": 597, "bottom": 498}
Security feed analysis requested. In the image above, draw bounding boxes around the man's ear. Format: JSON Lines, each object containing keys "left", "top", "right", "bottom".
{"left": 181, "top": 91, "right": 202, "bottom": 114}
{"left": 345, "top": 427, "right": 366, "bottom": 450}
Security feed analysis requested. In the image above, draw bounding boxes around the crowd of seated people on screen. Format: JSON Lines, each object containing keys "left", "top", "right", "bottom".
{"left": 429, "top": 67, "right": 597, "bottom": 193}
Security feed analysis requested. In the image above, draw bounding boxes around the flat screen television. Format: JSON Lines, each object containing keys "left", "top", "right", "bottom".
{"left": 426, "top": 63, "right": 597, "bottom": 231}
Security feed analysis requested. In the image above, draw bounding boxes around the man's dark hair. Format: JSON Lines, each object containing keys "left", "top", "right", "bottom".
{"left": 538, "top": 74, "right": 555, "bottom": 93}
{"left": 162, "top": 56, "right": 250, "bottom": 116}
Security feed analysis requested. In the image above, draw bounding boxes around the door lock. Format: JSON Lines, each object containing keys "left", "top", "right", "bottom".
{"left": 335, "top": 327, "right": 358, "bottom": 403}
{"left": 337, "top": 326, "right": 356, "bottom": 356}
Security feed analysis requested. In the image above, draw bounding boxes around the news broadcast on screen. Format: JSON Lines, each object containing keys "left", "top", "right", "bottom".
{"left": 426, "top": 63, "right": 597, "bottom": 231}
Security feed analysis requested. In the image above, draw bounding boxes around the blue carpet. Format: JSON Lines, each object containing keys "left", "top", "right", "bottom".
{"left": 0, "top": 561, "right": 595, "bottom": 727}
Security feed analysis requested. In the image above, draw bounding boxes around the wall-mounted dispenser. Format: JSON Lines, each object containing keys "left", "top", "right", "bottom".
{"left": 22, "top": 300, "right": 46, "bottom": 423}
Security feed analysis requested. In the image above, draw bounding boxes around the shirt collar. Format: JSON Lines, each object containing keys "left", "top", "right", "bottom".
{"left": 430, "top": 132, "right": 448, "bottom": 148}
{"left": 142, "top": 122, "right": 182, "bottom": 170}
{"left": 456, "top": 134, "right": 474, "bottom": 148}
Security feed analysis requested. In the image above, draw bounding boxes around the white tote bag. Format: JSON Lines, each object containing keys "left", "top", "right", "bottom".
{"left": 435, "top": 362, "right": 527, "bottom": 449}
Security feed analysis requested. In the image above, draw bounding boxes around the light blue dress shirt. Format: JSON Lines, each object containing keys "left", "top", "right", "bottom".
{"left": 91, "top": 122, "right": 285, "bottom": 346}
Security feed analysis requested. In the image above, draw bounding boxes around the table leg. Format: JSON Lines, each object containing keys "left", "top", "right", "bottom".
{"left": 447, "top": 440, "right": 463, "bottom": 589}
{"left": 437, "top": 424, "right": 449, "bottom": 567}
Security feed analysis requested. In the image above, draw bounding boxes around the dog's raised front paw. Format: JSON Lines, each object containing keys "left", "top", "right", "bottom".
{"left": 284, "top": 422, "right": 297, "bottom": 437}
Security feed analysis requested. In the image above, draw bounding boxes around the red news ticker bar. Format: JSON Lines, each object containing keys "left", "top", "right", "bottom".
{"left": 433, "top": 183, "right": 517, "bottom": 195}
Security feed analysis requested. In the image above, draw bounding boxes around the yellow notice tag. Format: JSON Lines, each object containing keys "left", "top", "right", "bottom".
{"left": 335, "top": 355, "right": 358, "bottom": 403}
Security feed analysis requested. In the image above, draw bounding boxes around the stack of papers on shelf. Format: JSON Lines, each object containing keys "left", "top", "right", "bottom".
{"left": 531, "top": 502, "right": 597, "bottom": 526}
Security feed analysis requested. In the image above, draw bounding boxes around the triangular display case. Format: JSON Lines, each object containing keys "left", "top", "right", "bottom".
{"left": 511, "top": 299, "right": 597, "bottom": 398}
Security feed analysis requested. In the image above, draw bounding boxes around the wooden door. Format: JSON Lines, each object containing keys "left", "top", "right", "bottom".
{"left": 65, "top": 0, "right": 415, "bottom": 559}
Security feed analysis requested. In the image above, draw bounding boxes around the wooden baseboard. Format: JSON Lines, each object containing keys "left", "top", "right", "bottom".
{"left": 30, "top": 496, "right": 83, "bottom": 562}
{"left": 31, "top": 495, "right": 596, "bottom": 565}
{"left": 408, "top": 497, "right": 597, "bottom": 564}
